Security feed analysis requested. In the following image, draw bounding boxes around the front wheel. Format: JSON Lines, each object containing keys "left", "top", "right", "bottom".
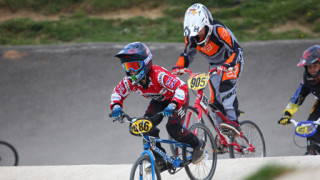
{"left": 229, "top": 120, "right": 266, "bottom": 158}
{"left": 0, "top": 141, "right": 19, "bottom": 166}
{"left": 183, "top": 123, "right": 217, "bottom": 180}
{"left": 130, "top": 154, "right": 161, "bottom": 180}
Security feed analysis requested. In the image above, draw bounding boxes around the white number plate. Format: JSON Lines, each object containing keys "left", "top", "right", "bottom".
{"left": 200, "top": 94, "right": 209, "bottom": 110}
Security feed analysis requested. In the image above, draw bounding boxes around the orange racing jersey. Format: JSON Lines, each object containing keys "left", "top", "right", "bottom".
{"left": 175, "top": 20, "right": 243, "bottom": 68}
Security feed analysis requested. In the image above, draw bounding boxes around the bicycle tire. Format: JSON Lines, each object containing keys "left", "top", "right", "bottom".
{"left": 0, "top": 141, "right": 19, "bottom": 166}
{"left": 183, "top": 123, "right": 217, "bottom": 180}
{"left": 130, "top": 154, "right": 161, "bottom": 180}
{"left": 229, "top": 120, "right": 266, "bottom": 158}
{"left": 168, "top": 106, "right": 204, "bottom": 158}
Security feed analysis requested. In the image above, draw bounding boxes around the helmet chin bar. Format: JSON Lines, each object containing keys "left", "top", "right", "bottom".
{"left": 196, "top": 26, "right": 210, "bottom": 47}
{"left": 197, "top": 39, "right": 207, "bottom": 47}
{"left": 130, "top": 69, "right": 145, "bottom": 85}
{"left": 197, "top": 36, "right": 209, "bottom": 47}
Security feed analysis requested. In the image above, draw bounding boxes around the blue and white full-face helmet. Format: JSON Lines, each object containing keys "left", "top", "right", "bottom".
{"left": 115, "top": 42, "right": 152, "bottom": 84}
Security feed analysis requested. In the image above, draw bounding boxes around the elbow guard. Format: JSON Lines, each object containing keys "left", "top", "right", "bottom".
{"left": 283, "top": 102, "right": 299, "bottom": 118}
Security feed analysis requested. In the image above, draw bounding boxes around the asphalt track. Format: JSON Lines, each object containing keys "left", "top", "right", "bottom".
{"left": 0, "top": 39, "right": 320, "bottom": 179}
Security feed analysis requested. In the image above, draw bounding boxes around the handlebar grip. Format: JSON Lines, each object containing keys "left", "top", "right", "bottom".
{"left": 182, "top": 68, "right": 192, "bottom": 75}
{"left": 172, "top": 68, "right": 188, "bottom": 75}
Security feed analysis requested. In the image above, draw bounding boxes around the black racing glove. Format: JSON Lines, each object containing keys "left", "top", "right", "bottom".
{"left": 278, "top": 116, "right": 291, "bottom": 125}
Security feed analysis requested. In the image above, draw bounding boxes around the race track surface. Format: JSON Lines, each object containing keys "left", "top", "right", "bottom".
{"left": 0, "top": 39, "right": 320, "bottom": 167}
{"left": 1, "top": 156, "right": 320, "bottom": 180}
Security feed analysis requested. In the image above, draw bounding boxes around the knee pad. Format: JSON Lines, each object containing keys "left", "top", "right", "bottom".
{"left": 166, "top": 123, "right": 188, "bottom": 141}
{"left": 167, "top": 123, "right": 199, "bottom": 147}
{"left": 166, "top": 124, "right": 179, "bottom": 140}
{"left": 219, "top": 80, "right": 234, "bottom": 92}
{"left": 148, "top": 127, "right": 160, "bottom": 137}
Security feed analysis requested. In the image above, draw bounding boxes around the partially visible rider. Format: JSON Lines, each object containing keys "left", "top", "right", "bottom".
{"left": 110, "top": 42, "right": 206, "bottom": 167}
{"left": 172, "top": 3, "right": 244, "bottom": 136}
{"left": 278, "top": 45, "right": 320, "bottom": 155}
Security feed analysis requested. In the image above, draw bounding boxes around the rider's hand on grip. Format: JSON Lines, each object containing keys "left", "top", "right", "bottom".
{"left": 163, "top": 103, "right": 176, "bottom": 117}
{"left": 278, "top": 116, "right": 291, "bottom": 125}
{"left": 111, "top": 105, "right": 123, "bottom": 118}
{"left": 172, "top": 66, "right": 184, "bottom": 75}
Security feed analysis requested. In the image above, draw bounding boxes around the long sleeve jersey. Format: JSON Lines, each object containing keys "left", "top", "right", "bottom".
{"left": 290, "top": 80, "right": 320, "bottom": 105}
{"left": 110, "top": 65, "right": 188, "bottom": 110}
{"left": 285, "top": 75, "right": 320, "bottom": 117}
{"left": 175, "top": 20, "right": 243, "bottom": 68}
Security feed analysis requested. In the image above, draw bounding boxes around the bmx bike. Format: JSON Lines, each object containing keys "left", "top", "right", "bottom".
{"left": 171, "top": 68, "right": 266, "bottom": 158}
{"left": 111, "top": 111, "right": 217, "bottom": 180}
{"left": 289, "top": 118, "right": 320, "bottom": 155}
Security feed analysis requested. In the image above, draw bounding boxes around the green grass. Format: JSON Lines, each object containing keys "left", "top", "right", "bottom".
{"left": 0, "top": 0, "right": 319, "bottom": 45}
{"left": 244, "top": 164, "right": 295, "bottom": 180}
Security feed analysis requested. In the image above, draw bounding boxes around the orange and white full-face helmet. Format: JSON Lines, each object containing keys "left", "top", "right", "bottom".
{"left": 183, "top": 3, "right": 214, "bottom": 47}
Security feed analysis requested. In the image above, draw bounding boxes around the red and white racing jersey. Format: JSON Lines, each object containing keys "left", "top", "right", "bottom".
{"left": 110, "top": 65, "right": 188, "bottom": 110}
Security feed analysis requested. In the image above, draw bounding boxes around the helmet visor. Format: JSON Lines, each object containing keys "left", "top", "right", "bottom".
{"left": 122, "top": 61, "right": 143, "bottom": 72}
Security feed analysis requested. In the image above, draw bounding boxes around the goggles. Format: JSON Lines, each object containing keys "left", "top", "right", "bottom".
{"left": 122, "top": 61, "right": 144, "bottom": 72}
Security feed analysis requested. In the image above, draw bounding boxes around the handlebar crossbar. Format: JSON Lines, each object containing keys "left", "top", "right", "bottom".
{"left": 178, "top": 68, "right": 218, "bottom": 75}
{"left": 111, "top": 111, "right": 164, "bottom": 124}
{"left": 290, "top": 117, "right": 320, "bottom": 126}
{"left": 289, "top": 118, "right": 320, "bottom": 138}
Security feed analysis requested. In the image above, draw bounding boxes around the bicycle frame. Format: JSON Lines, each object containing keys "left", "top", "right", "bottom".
{"left": 288, "top": 118, "right": 320, "bottom": 155}
{"left": 183, "top": 68, "right": 256, "bottom": 154}
{"left": 143, "top": 135, "right": 192, "bottom": 167}
{"left": 133, "top": 134, "right": 193, "bottom": 180}
{"left": 112, "top": 111, "right": 217, "bottom": 180}
{"left": 112, "top": 112, "right": 193, "bottom": 180}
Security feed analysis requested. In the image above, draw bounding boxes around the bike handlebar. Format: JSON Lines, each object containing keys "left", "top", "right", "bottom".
{"left": 176, "top": 68, "right": 220, "bottom": 76}
{"left": 290, "top": 118, "right": 320, "bottom": 127}
{"left": 289, "top": 119, "right": 299, "bottom": 126}
{"left": 110, "top": 111, "right": 177, "bottom": 124}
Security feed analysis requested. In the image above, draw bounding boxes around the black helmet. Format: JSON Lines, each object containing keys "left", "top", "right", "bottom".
{"left": 297, "top": 45, "right": 320, "bottom": 67}
{"left": 298, "top": 45, "right": 320, "bottom": 85}
{"left": 115, "top": 42, "right": 152, "bottom": 84}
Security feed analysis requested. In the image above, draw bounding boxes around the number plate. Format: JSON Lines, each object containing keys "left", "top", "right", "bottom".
{"left": 188, "top": 73, "right": 209, "bottom": 90}
{"left": 296, "top": 126, "right": 308, "bottom": 134}
{"left": 295, "top": 121, "right": 316, "bottom": 137}
{"left": 200, "top": 94, "right": 209, "bottom": 110}
{"left": 130, "top": 119, "right": 153, "bottom": 136}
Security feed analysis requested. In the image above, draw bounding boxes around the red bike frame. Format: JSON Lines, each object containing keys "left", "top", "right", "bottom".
{"left": 182, "top": 68, "right": 256, "bottom": 154}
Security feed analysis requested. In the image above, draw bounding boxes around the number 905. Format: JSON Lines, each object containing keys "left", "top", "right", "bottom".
{"left": 190, "top": 77, "right": 206, "bottom": 88}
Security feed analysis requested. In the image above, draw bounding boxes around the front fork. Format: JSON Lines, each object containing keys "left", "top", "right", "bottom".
{"left": 140, "top": 149, "right": 157, "bottom": 180}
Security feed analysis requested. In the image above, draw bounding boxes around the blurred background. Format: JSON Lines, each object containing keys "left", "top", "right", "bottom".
{"left": 0, "top": 0, "right": 320, "bottom": 166}
{"left": 0, "top": 0, "right": 319, "bottom": 45}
